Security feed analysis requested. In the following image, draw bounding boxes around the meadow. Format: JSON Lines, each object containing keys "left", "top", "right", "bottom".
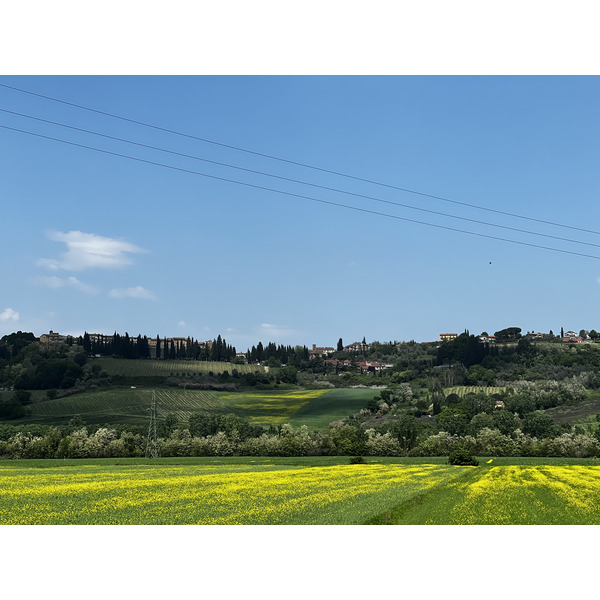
{"left": 22, "top": 387, "right": 375, "bottom": 430}
{"left": 1, "top": 456, "right": 599, "bottom": 525}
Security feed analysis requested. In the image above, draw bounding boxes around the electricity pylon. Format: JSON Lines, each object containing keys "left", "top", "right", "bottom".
{"left": 145, "top": 390, "right": 161, "bottom": 458}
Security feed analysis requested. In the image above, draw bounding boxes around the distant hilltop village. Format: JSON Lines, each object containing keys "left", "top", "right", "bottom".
{"left": 37, "top": 331, "right": 396, "bottom": 372}
{"left": 439, "top": 328, "right": 594, "bottom": 344}
{"left": 36, "top": 327, "right": 595, "bottom": 371}
{"left": 40, "top": 330, "right": 219, "bottom": 360}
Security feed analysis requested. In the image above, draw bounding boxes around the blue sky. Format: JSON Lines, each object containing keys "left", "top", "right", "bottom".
{"left": 2, "top": 75, "right": 600, "bottom": 348}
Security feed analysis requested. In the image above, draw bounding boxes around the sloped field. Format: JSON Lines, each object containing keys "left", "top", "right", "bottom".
{"left": 24, "top": 387, "right": 375, "bottom": 429}
{"left": 444, "top": 386, "right": 509, "bottom": 397}
{"left": 27, "top": 388, "right": 230, "bottom": 424}
{"left": 96, "top": 358, "right": 262, "bottom": 376}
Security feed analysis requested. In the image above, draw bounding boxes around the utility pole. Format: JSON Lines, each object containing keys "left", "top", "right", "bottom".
{"left": 145, "top": 390, "right": 161, "bottom": 458}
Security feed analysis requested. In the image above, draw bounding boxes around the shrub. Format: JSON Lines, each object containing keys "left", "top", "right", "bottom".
{"left": 448, "top": 447, "right": 479, "bottom": 466}
{"left": 349, "top": 456, "right": 366, "bottom": 464}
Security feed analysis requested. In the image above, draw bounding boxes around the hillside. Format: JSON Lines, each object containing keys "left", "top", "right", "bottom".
{"left": 3, "top": 330, "right": 600, "bottom": 460}
{"left": 10, "top": 386, "right": 376, "bottom": 432}
{"left": 96, "top": 358, "right": 263, "bottom": 377}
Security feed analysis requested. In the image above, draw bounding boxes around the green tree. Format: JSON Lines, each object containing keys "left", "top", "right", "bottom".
{"left": 523, "top": 411, "right": 555, "bottom": 438}
{"left": 505, "top": 393, "right": 536, "bottom": 417}
{"left": 436, "top": 408, "right": 469, "bottom": 436}
{"left": 329, "top": 425, "right": 367, "bottom": 455}
{"left": 516, "top": 337, "right": 535, "bottom": 357}
{"left": 161, "top": 413, "right": 178, "bottom": 437}
{"left": 467, "top": 364, "right": 495, "bottom": 386}
{"left": 390, "top": 413, "right": 418, "bottom": 450}
{"left": 278, "top": 366, "right": 298, "bottom": 384}
{"left": 446, "top": 393, "right": 462, "bottom": 405}
{"left": 494, "top": 327, "right": 522, "bottom": 342}
{"left": 492, "top": 409, "right": 520, "bottom": 436}
{"left": 469, "top": 412, "right": 494, "bottom": 435}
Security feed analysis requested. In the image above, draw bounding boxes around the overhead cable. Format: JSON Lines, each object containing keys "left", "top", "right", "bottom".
{"left": 1, "top": 107, "right": 599, "bottom": 250}
{"left": 1, "top": 81, "right": 598, "bottom": 236}
{"left": 2, "top": 122, "right": 599, "bottom": 261}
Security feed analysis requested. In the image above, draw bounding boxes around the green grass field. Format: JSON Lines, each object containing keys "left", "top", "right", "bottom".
{"left": 1, "top": 456, "right": 599, "bottom": 525}
{"left": 96, "top": 357, "right": 263, "bottom": 376}
{"left": 21, "top": 386, "right": 376, "bottom": 430}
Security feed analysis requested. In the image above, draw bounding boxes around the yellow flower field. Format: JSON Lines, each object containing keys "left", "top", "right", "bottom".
{"left": 0, "top": 460, "right": 461, "bottom": 525}
{"left": 2, "top": 459, "right": 599, "bottom": 525}
{"left": 395, "top": 463, "right": 600, "bottom": 524}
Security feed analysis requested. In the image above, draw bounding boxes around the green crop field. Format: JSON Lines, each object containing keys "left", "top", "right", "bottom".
{"left": 444, "top": 386, "right": 510, "bottom": 397}
{"left": 21, "top": 387, "right": 376, "bottom": 430}
{"left": 25, "top": 388, "right": 230, "bottom": 425}
{"left": 1, "top": 456, "right": 599, "bottom": 525}
{"left": 95, "top": 358, "right": 263, "bottom": 376}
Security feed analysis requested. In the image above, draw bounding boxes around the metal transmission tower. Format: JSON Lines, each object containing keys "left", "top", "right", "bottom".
{"left": 145, "top": 390, "right": 161, "bottom": 458}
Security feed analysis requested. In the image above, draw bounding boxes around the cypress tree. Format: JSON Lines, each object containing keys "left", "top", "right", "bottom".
{"left": 83, "top": 332, "right": 91, "bottom": 353}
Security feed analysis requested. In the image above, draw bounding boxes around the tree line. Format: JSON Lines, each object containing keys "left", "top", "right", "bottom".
{"left": 2, "top": 407, "right": 600, "bottom": 459}
{"left": 78, "top": 332, "right": 237, "bottom": 361}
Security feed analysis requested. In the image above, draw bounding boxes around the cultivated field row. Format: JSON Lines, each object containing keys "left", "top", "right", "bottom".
{"left": 96, "top": 358, "right": 263, "bottom": 376}
{"left": 444, "top": 386, "right": 510, "bottom": 397}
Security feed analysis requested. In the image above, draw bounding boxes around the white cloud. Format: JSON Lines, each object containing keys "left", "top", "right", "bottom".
{"left": 38, "top": 275, "right": 99, "bottom": 295}
{"left": 39, "top": 230, "right": 147, "bottom": 271}
{"left": 257, "top": 323, "right": 298, "bottom": 340}
{"left": 178, "top": 320, "right": 187, "bottom": 327}
{"left": 0, "top": 308, "right": 19, "bottom": 322}
{"left": 109, "top": 286, "right": 156, "bottom": 300}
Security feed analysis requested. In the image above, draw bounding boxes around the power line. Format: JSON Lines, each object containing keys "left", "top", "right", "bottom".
{"left": 145, "top": 390, "right": 160, "bottom": 458}
{"left": 1, "top": 81, "right": 598, "bottom": 237}
{"left": 3, "top": 123, "right": 600, "bottom": 261}
{"left": 2, "top": 106, "right": 599, "bottom": 251}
